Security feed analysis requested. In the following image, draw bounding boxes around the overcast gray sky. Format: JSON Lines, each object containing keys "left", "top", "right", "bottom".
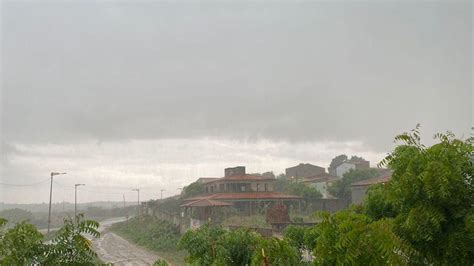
{"left": 1, "top": 1, "right": 472, "bottom": 204}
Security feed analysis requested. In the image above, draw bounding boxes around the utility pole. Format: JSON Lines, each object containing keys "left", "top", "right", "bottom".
{"left": 132, "top": 189, "right": 140, "bottom": 218}
{"left": 74, "top": 184, "right": 85, "bottom": 218}
{"left": 48, "top": 172, "right": 66, "bottom": 234}
{"left": 160, "top": 189, "right": 165, "bottom": 200}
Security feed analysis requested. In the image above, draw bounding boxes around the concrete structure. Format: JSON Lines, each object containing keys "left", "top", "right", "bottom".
{"left": 301, "top": 173, "right": 339, "bottom": 199}
{"left": 351, "top": 175, "right": 391, "bottom": 204}
{"left": 285, "top": 163, "right": 325, "bottom": 181}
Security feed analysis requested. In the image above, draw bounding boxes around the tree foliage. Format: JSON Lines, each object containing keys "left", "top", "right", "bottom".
{"left": 111, "top": 215, "right": 181, "bottom": 251}
{"left": 178, "top": 224, "right": 300, "bottom": 266}
{"left": 374, "top": 128, "right": 474, "bottom": 264}
{"left": 46, "top": 214, "right": 100, "bottom": 264}
{"left": 182, "top": 182, "right": 205, "bottom": 199}
{"left": 0, "top": 214, "right": 100, "bottom": 264}
{"left": 311, "top": 211, "right": 413, "bottom": 265}
{"left": 329, "top": 154, "right": 348, "bottom": 169}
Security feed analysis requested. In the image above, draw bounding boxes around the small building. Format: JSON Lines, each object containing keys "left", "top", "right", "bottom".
{"left": 351, "top": 175, "right": 391, "bottom": 204}
{"left": 285, "top": 163, "right": 326, "bottom": 180}
{"left": 333, "top": 160, "right": 370, "bottom": 178}
{"left": 301, "top": 173, "right": 340, "bottom": 199}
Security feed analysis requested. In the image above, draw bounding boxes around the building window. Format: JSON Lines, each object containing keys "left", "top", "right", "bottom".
{"left": 206, "top": 187, "right": 208, "bottom": 193}
{"left": 211, "top": 186, "right": 214, "bottom": 193}
{"left": 256, "top": 184, "right": 260, "bottom": 192}
{"left": 264, "top": 183, "right": 268, "bottom": 191}
{"left": 241, "top": 186, "right": 246, "bottom": 192}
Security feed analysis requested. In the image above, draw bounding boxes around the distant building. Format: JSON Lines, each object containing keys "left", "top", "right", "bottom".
{"left": 332, "top": 159, "right": 370, "bottom": 178}
{"left": 182, "top": 166, "right": 302, "bottom": 221}
{"left": 301, "top": 173, "right": 339, "bottom": 199}
{"left": 285, "top": 163, "right": 326, "bottom": 180}
{"left": 351, "top": 175, "right": 391, "bottom": 204}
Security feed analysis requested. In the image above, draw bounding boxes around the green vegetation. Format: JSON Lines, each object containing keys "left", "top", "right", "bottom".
{"left": 182, "top": 182, "right": 205, "bottom": 198}
{"left": 110, "top": 216, "right": 180, "bottom": 251}
{"left": 178, "top": 224, "right": 300, "bottom": 265}
{"left": 222, "top": 215, "right": 268, "bottom": 228}
{"left": 0, "top": 214, "right": 100, "bottom": 264}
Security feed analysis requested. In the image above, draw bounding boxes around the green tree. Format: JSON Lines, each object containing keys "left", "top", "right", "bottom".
{"left": 311, "top": 211, "right": 413, "bottom": 265}
{"left": 215, "top": 229, "right": 259, "bottom": 265}
{"left": 250, "top": 237, "right": 300, "bottom": 266}
{"left": 182, "top": 182, "right": 205, "bottom": 198}
{"left": 363, "top": 184, "right": 395, "bottom": 220}
{"left": 329, "top": 154, "right": 348, "bottom": 169}
{"left": 178, "top": 224, "right": 226, "bottom": 265}
{"left": 0, "top": 215, "right": 100, "bottom": 264}
{"left": 375, "top": 128, "right": 474, "bottom": 264}
{"left": 327, "top": 168, "right": 379, "bottom": 199}
{"left": 46, "top": 214, "right": 100, "bottom": 264}
{"left": 0, "top": 220, "right": 46, "bottom": 265}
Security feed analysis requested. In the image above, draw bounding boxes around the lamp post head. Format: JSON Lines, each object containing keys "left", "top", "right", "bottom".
{"left": 51, "top": 172, "right": 67, "bottom": 177}
{"left": 75, "top": 184, "right": 85, "bottom": 187}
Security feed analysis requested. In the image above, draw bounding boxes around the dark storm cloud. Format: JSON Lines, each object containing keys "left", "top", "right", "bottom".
{"left": 1, "top": 1, "right": 472, "bottom": 151}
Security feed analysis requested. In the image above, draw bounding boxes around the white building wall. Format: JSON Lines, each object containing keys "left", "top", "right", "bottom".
{"left": 335, "top": 163, "right": 356, "bottom": 178}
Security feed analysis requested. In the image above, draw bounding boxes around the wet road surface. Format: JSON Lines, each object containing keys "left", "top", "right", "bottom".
{"left": 92, "top": 217, "right": 164, "bottom": 265}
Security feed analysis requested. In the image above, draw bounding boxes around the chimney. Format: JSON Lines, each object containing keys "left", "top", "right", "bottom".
{"left": 225, "top": 166, "right": 246, "bottom": 177}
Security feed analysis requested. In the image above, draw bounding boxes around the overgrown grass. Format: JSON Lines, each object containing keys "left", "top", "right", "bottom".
{"left": 222, "top": 214, "right": 269, "bottom": 228}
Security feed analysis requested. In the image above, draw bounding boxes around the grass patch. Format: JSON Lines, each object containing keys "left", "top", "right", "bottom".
{"left": 222, "top": 214, "right": 269, "bottom": 228}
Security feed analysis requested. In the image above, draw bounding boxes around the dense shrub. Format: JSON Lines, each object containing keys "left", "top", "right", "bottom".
{"left": 178, "top": 224, "right": 300, "bottom": 265}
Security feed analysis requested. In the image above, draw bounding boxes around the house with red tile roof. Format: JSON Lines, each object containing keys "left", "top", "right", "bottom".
{"left": 301, "top": 173, "right": 340, "bottom": 199}
{"left": 181, "top": 166, "right": 302, "bottom": 220}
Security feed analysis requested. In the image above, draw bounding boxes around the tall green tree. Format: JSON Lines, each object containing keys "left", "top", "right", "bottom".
{"left": 374, "top": 128, "right": 474, "bottom": 264}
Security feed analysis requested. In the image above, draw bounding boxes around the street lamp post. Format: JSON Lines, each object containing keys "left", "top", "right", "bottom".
{"left": 48, "top": 172, "right": 66, "bottom": 234}
{"left": 75, "top": 184, "right": 85, "bottom": 218}
{"left": 132, "top": 189, "right": 140, "bottom": 218}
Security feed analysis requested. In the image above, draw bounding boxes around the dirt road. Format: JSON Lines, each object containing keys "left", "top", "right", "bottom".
{"left": 92, "top": 217, "right": 163, "bottom": 265}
